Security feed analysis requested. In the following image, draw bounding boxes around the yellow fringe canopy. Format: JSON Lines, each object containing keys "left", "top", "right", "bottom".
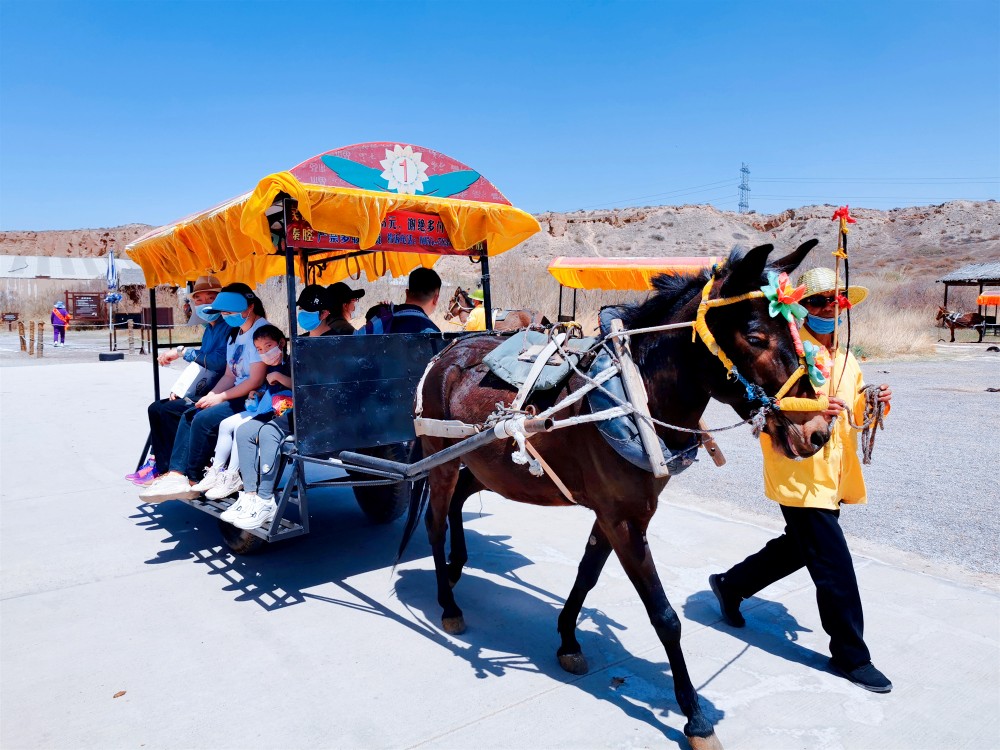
{"left": 548, "top": 256, "right": 721, "bottom": 291}
{"left": 127, "top": 149, "right": 540, "bottom": 288}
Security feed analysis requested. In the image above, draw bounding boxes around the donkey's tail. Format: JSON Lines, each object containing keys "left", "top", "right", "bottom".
{"left": 395, "top": 440, "right": 428, "bottom": 568}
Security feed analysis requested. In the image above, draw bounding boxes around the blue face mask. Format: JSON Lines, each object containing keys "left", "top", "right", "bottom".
{"left": 223, "top": 311, "right": 247, "bottom": 327}
{"left": 806, "top": 314, "right": 841, "bottom": 334}
{"left": 194, "top": 304, "right": 219, "bottom": 323}
{"left": 297, "top": 310, "right": 322, "bottom": 332}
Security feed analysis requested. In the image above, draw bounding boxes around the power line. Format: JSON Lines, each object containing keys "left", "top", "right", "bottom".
{"left": 565, "top": 178, "right": 732, "bottom": 211}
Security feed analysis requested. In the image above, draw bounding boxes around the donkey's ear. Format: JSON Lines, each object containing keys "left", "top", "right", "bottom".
{"left": 721, "top": 243, "right": 773, "bottom": 295}
{"left": 771, "top": 239, "right": 819, "bottom": 275}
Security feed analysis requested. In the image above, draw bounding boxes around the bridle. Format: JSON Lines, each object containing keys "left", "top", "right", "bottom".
{"left": 443, "top": 288, "right": 475, "bottom": 322}
{"left": 691, "top": 265, "right": 829, "bottom": 414}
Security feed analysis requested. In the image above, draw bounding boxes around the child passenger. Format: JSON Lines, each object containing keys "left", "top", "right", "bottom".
{"left": 191, "top": 325, "right": 292, "bottom": 499}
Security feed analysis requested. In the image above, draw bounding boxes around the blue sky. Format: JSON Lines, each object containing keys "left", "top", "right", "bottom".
{"left": 1, "top": 0, "right": 997, "bottom": 230}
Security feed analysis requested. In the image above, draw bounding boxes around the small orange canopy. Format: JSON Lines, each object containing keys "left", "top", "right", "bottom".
{"left": 547, "top": 256, "right": 721, "bottom": 291}
{"left": 977, "top": 293, "right": 1000, "bottom": 306}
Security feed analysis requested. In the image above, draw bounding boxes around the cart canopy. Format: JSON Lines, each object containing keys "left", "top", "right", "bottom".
{"left": 977, "top": 293, "right": 1000, "bottom": 306}
{"left": 548, "top": 256, "right": 721, "bottom": 291}
{"left": 127, "top": 143, "right": 540, "bottom": 287}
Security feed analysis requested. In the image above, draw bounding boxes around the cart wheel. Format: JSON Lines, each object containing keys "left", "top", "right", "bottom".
{"left": 352, "top": 443, "right": 410, "bottom": 524}
{"left": 218, "top": 519, "right": 266, "bottom": 555}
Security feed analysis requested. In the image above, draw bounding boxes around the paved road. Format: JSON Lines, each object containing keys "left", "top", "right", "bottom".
{"left": 1, "top": 354, "right": 997, "bottom": 749}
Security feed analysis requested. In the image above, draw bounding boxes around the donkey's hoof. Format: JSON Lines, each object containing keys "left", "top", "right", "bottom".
{"left": 686, "top": 731, "right": 723, "bottom": 750}
{"left": 558, "top": 652, "right": 589, "bottom": 675}
{"left": 442, "top": 616, "right": 466, "bottom": 635}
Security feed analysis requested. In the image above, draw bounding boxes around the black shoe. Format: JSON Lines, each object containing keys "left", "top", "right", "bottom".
{"left": 709, "top": 573, "right": 745, "bottom": 627}
{"left": 831, "top": 660, "right": 893, "bottom": 693}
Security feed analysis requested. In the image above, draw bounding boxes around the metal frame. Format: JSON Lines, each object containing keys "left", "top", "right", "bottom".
{"left": 139, "top": 195, "right": 499, "bottom": 546}
{"left": 557, "top": 285, "right": 578, "bottom": 323}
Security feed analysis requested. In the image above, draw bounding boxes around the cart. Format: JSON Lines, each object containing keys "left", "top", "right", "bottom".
{"left": 127, "top": 142, "right": 540, "bottom": 553}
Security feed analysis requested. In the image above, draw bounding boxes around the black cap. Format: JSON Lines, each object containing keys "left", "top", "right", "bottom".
{"left": 327, "top": 282, "right": 366, "bottom": 306}
{"left": 296, "top": 284, "right": 332, "bottom": 312}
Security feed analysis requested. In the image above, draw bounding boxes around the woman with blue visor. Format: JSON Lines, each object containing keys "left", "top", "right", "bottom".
{"left": 140, "top": 283, "right": 270, "bottom": 502}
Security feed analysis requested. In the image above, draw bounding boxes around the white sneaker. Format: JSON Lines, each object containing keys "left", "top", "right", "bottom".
{"left": 139, "top": 473, "right": 197, "bottom": 503}
{"left": 234, "top": 497, "right": 277, "bottom": 531}
{"left": 205, "top": 469, "right": 242, "bottom": 500}
{"left": 190, "top": 465, "right": 221, "bottom": 494}
{"left": 220, "top": 491, "right": 257, "bottom": 523}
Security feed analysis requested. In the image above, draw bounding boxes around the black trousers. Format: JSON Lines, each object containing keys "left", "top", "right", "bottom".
{"left": 723, "top": 504, "right": 871, "bottom": 669}
{"left": 147, "top": 398, "right": 192, "bottom": 474}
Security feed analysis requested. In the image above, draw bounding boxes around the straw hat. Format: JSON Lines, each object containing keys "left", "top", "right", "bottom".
{"left": 192, "top": 275, "right": 222, "bottom": 294}
{"left": 796, "top": 267, "right": 868, "bottom": 307}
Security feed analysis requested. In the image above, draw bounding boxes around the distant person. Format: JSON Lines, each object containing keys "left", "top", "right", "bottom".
{"left": 356, "top": 267, "right": 442, "bottom": 335}
{"left": 709, "top": 267, "right": 894, "bottom": 694}
{"left": 51, "top": 301, "right": 70, "bottom": 347}
{"left": 137, "top": 275, "right": 228, "bottom": 486}
{"left": 463, "top": 288, "right": 487, "bottom": 331}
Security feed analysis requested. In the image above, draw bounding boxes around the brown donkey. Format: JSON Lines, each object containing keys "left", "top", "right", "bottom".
{"left": 443, "top": 286, "right": 547, "bottom": 330}
{"left": 407, "top": 241, "right": 831, "bottom": 749}
{"left": 936, "top": 306, "right": 985, "bottom": 342}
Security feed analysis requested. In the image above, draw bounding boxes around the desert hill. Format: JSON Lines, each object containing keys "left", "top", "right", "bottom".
{"left": 1, "top": 201, "right": 997, "bottom": 281}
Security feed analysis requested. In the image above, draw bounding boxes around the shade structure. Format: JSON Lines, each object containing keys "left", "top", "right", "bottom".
{"left": 548, "top": 256, "right": 721, "bottom": 291}
{"left": 127, "top": 143, "right": 540, "bottom": 287}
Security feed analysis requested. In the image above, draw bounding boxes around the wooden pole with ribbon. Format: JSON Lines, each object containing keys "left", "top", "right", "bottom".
{"left": 829, "top": 205, "right": 855, "bottom": 390}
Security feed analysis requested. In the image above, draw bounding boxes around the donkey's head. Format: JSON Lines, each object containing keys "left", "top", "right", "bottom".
{"left": 700, "top": 240, "right": 832, "bottom": 459}
{"left": 936, "top": 306, "right": 949, "bottom": 321}
{"left": 443, "top": 287, "right": 474, "bottom": 322}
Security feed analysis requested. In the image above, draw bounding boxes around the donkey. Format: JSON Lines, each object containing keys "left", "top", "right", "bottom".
{"left": 936, "top": 306, "right": 985, "bottom": 342}
{"left": 408, "top": 241, "right": 831, "bottom": 749}
{"left": 443, "top": 286, "right": 548, "bottom": 330}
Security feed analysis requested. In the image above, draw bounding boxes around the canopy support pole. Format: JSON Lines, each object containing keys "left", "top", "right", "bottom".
{"left": 149, "top": 287, "right": 161, "bottom": 401}
{"left": 480, "top": 245, "right": 493, "bottom": 330}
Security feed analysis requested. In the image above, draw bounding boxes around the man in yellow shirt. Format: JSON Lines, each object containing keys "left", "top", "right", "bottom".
{"left": 710, "top": 267, "right": 894, "bottom": 693}
{"left": 464, "top": 288, "right": 487, "bottom": 331}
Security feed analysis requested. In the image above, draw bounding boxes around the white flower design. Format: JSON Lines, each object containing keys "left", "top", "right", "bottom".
{"left": 379, "top": 144, "right": 430, "bottom": 195}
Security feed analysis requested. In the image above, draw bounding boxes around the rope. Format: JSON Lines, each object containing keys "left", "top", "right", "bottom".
{"left": 846, "top": 384, "right": 886, "bottom": 464}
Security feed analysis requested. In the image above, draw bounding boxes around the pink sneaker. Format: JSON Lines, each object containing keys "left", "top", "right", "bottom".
{"left": 126, "top": 458, "right": 156, "bottom": 482}
{"left": 132, "top": 468, "right": 161, "bottom": 486}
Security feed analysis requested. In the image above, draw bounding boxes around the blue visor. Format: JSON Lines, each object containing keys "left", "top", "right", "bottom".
{"left": 203, "top": 291, "right": 250, "bottom": 314}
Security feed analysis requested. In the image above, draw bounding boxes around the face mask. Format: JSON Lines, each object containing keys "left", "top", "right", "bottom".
{"left": 194, "top": 304, "right": 220, "bottom": 323}
{"left": 260, "top": 345, "right": 283, "bottom": 366}
{"left": 223, "top": 311, "right": 246, "bottom": 327}
{"left": 806, "top": 313, "right": 841, "bottom": 334}
{"left": 298, "top": 310, "right": 322, "bottom": 331}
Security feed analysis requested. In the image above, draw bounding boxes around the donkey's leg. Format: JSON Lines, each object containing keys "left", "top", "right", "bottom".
{"left": 446, "top": 467, "right": 482, "bottom": 587}
{"left": 602, "top": 517, "right": 721, "bottom": 750}
{"left": 425, "top": 462, "right": 466, "bottom": 634}
{"left": 556, "top": 520, "right": 613, "bottom": 675}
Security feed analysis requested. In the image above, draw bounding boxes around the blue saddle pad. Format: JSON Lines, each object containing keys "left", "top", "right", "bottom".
{"left": 483, "top": 330, "right": 597, "bottom": 392}
{"left": 585, "top": 329, "right": 698, "bottom": 475}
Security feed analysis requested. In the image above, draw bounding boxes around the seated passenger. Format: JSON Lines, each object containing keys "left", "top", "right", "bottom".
{"left": 295, "top": 284, "right": 341, "bottom": 337}
{"left": 325, "top": 282, "right": 365, "bottom": 335}
{"left": 356, "top": 267, "right": 442, "bottom": 334}
{"left": 139, "top": 275, "right": 228, "bottom": 487}
{"left": 140, "top": 283, "right": 269, "bottom": 502}
{"left": 192, "top": 325, "right": 292, "bottom": 499}
{"left": 224, "top": 331, "right": 296, "bottom": 531}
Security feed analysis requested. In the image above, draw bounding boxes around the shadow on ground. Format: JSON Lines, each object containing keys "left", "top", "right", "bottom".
{"left": 683, "top": 588, "right": 830, "bottom": 683}
{"left": 130, "top": 490, "right": 723, "bottom": 747}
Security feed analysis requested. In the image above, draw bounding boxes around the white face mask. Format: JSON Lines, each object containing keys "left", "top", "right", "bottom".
{"left": 259, "top": 345, "right": 283, "bottom": 366}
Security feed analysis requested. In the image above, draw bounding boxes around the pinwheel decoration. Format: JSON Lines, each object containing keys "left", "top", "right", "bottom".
{"left": 831, "top": 205, "right": 856, "bottom": 224}
{"left": 761, "top": 271, "right": 807, "bottom": 323}
{"left": 802, "top": 339, "right": 833, "bottom": 387}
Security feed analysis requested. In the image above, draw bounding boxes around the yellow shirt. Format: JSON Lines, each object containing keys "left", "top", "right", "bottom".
{"left": 464, "top": 305, "right": 487, "bottom": 332}
{"left": 760, "top": 330, "right": 879, "bottom": 510}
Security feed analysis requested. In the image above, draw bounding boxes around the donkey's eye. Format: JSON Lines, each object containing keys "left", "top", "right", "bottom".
{"left": 746, "top": 333, "right": 768, "bottom": 347}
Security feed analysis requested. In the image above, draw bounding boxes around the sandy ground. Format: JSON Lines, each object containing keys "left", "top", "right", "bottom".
{"left": 1, "top": 345, "right": 998, "bottom": 750}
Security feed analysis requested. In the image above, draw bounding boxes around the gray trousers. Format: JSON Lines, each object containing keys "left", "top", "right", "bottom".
{"left": 235, "top": 414, "right": 291, "bottom": 500}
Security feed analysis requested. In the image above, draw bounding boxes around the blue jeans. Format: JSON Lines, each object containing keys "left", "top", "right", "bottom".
{"left": 168, "top": 400, "right": 241, "bottom": 481}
